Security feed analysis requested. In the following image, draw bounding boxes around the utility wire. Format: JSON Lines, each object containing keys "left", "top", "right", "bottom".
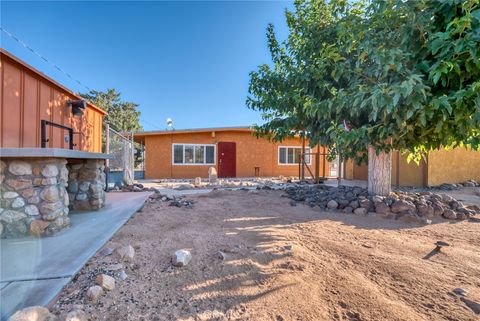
{"left": 0, "top": 26, "right": 92, "bottom": 92}
{"left": 1, "top": 27, "right": 158, "bottom": 131}
{"left": 140, "top": 118, "right": 164, "bottom": 130}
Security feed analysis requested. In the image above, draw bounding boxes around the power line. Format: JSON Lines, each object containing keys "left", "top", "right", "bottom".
{"left": 140, "top": 119, "right": 164, "bottom": 130}
{"left": 0, "top": 27, "right": 92, "bottom": 92}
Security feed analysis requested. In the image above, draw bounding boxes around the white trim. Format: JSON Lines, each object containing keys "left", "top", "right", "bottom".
{"left": 277, "top": 146, "right": 312, "bottom": 166}
{"left": 172, "top": 143, "right": 216, "bottom": 166}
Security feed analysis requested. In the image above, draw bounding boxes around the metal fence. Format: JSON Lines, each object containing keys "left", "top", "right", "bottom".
{"left": 104, "top": 124, "right": 134, "bottom": 186}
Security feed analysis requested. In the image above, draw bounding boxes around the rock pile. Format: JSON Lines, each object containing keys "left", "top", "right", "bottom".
{"left": 285, "top": 185, "right": 479, "bottom": 223}
{"left": 148, "top": 193, "right": 194, "bottom": 208}
{"left": 113, "top": 183, "right": 155, "bottom": 192}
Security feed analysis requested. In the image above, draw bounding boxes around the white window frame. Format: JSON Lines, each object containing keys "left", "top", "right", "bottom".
{"left": 172, "top": 143, "right": 216, "bottom": 166}
{"left": 278, "top": 146, "right": 312, "bottom": 165}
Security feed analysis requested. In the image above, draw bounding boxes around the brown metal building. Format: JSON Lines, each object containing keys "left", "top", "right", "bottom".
{"left": 1, "top": 49, "right": 110, "bottom": 239}
{"left": 0, "top": 49, "right": 106, "bottom": 151}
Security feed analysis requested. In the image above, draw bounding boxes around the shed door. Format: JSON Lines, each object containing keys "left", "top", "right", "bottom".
{"left": 218, "top": 142, "right": 236, "bottom": 178}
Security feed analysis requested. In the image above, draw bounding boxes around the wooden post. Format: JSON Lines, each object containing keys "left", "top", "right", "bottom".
{"left": 337, "top": 156, "right": 341, "bottom": 187}
{"left": 301, "top": 136, "right": 305, "bottom": 180}
{"left": 315, "top": 145, "right": 320, "bottom": 184}
{"left": 105, "top": 123, "right": 110, "bottom": 169}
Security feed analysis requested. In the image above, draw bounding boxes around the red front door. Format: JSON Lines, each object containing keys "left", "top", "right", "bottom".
{"left": 217, "top": 142, "right": 236, "bottom": 178}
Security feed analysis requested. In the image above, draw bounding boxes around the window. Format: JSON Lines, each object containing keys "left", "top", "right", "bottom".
{"left": 173, "top": 144, "right": 215, "bottom": 165}
{"left": 278, "top": 147, "right": 311, "bottom": 165}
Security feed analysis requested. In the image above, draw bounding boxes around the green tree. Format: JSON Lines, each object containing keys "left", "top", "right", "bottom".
{"left": 248, "top": 0, "right": 480, "bottom": 195}
{"left": 81, "top": 88, "right": 142, "bottom": 132}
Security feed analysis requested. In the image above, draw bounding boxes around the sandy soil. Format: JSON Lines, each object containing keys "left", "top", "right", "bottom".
{"left": 52, "top": 189, "right": 480, "bottom": 321}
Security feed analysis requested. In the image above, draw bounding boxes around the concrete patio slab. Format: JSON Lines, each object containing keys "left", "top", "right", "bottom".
{"left": 0, "top": 192, "right": 150, "bottom": 320}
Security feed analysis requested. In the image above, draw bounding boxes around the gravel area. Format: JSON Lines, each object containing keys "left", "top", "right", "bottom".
{"left": 51, "top": 188, "right": 480, "bottom": 321}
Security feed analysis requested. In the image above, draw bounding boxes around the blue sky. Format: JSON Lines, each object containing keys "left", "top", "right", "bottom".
{"left": 1, "top": 1, "right": 293, "bottom": 131}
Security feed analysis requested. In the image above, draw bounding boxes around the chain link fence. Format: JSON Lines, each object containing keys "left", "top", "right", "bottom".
{"left": 104, "top": 124, "right": 134, "bottom": 186}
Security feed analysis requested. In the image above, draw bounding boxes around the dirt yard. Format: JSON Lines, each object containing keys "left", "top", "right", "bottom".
{"left": 52, "top": 189, "right": 480, "bottom": 321}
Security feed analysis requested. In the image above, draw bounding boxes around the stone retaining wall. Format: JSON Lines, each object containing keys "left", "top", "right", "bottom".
{"left": 67, "top": 160, "right": 106, "bottom": 211}
{"left": 0, "top": 158, "right": 70, "bottom": 238}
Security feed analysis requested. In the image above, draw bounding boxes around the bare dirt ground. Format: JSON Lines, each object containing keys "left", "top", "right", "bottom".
{"left": 52, "top": 189, "right": 480, "bottom": 321}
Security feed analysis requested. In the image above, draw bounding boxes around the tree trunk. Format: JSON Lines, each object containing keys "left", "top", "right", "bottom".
{"left": 367, "top": 145, "right": 391, "bottom": 196}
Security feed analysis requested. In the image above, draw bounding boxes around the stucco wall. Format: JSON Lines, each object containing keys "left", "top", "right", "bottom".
{"left": 344, "top": 152, "right": 425, "bottom": 186}
{"left": 143, "top": 130, "right": 328, "bottom": 179}
{"left": 427, "top": 148, "right": 480, "bottom": 186}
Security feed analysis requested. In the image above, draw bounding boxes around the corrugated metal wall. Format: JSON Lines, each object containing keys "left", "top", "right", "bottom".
{"left": 0, "top": 51, "right": 104, "bottom": 152}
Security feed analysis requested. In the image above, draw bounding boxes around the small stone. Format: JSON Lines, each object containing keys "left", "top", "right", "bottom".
{"left": 8, "top": 161, "right": 32, "bottom": 176}
{"left": 453, "top": 288, "right": 468, "bottom": 297}
{"left": 40, "top": 186, "right": 60, "bottom": 202}
{"left": 118, "top": 270, "right": 128, "bottom": 281}
{"left": 474, "top": 188, "right": 480, "bottom": 196}
{"left": 99, "top": 247, "right": 114, "bottom": 256}
{"left": 105, "top": 263, "right": 123, "bottom": 271}
{"left": 343, "top": 206, "right": 353, "bottom": 213}
{"left": 391, "top": 199, "right": 416, "bottom": 213}
{"left": 173, "top": 249, "right": 192, "bottom": 267}
{"left": 30, "top": 220, "right": 50, "bottom": 236}
{"left": 7, "top": 178, "right": 32, "bottom": 190}
{"left": 25, "top": 205, "right": 40, "bottom": 216}
{"left": 114, "top": 245, "right": 135, "bottom": 261}
{"left": 375, "top": 202, "right": 391, "bottom": 215}
{"left": 76, "top": 193, "right": 87, "bottom": 201}
{"left": 194, "top": 177, "right": 202, "bottom": 186}
{"left": 3, "top": 191, "right": 19, "bottom": 199}
{"left": 95, "top": 274, "right": 115, "bottom": 291}
{"left": 443, "top": 209, "right": 457, "bottom": 220}
{"left": 327, "top": 200, "right": 338, "bottom": 209}
{"left": 0, "top": 210, "right": 27, "bottom": 224}
{"left": 68, "top": 181, "right": 79, "bottom": 193}
{"left": 12, "top": 197, "right": 26, "bottom": 208}
{"left": 41, "top": 178, "right": 57, "bottom": 186}
{"left": 20, "top": 188, "right": 36, "bottom": 199}
{"left": 39, "top": 201, "right": 63, "bottom": 216}
{"left": 348, "top": 200, "right": 359, "bottom": 209}
{"left": 216, "top": 250, "right": 227, "bottom": 260}
{"left": 283, "top": 245, "right": 293, "bottom": 251}
{"left": 86, "top": 285, "right": 103, "bottom": 301}
{"left": 79, "top": 182, "right": 90, "bottom": 192}
{"left": 64, "top": 309, "right": 87, "bottom": 321}
{"left": 8, "top": 306, "right": 56, "bottom": 321}
{"left": 28, "top": 196, "right": 40, "bottom": 204}
{"left": 354, "top": 207, "right": 368, "bottom": 215}
{"left": 41, "top": 164, "right": 59, "bottom": 178}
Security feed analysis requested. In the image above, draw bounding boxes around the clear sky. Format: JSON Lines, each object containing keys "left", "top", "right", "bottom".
{"left": 1, "top": 1, "right": 293, "bottom": 131}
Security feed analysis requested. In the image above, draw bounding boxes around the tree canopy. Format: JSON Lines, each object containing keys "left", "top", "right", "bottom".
{"left": 247, "top": 0, "right": 480, "bottom": 164}
{"left": 82, "top": 88, "right": 142, "bottom": 132}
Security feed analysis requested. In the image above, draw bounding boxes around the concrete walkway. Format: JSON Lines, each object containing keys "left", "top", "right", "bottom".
{"left": 0, "top": 192, "right": 150, "bottom": 320}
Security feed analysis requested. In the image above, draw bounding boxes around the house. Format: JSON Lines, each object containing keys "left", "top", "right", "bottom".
{"left": 133, "top": 127, "right": 331, "bottom": 179}
{"left": 135, "top": 125, "right": 479, "bottom": 187}
{"left": 0, "top": 49, "right": 111, "bottom": 238}
{"left": 344, "top": 148, "right": 480, "bottom": 187}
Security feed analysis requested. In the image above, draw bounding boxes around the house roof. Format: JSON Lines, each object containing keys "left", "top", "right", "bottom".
{"left": 134, "top": 126, "right": 254, "bottom": 138}
{"left": 0, "top": 48, "right": 107, "bottom": 116}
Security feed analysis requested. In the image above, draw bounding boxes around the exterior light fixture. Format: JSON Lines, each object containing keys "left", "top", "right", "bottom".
{"left": 67, "top": 99, "right": 87, "bottom": 116}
